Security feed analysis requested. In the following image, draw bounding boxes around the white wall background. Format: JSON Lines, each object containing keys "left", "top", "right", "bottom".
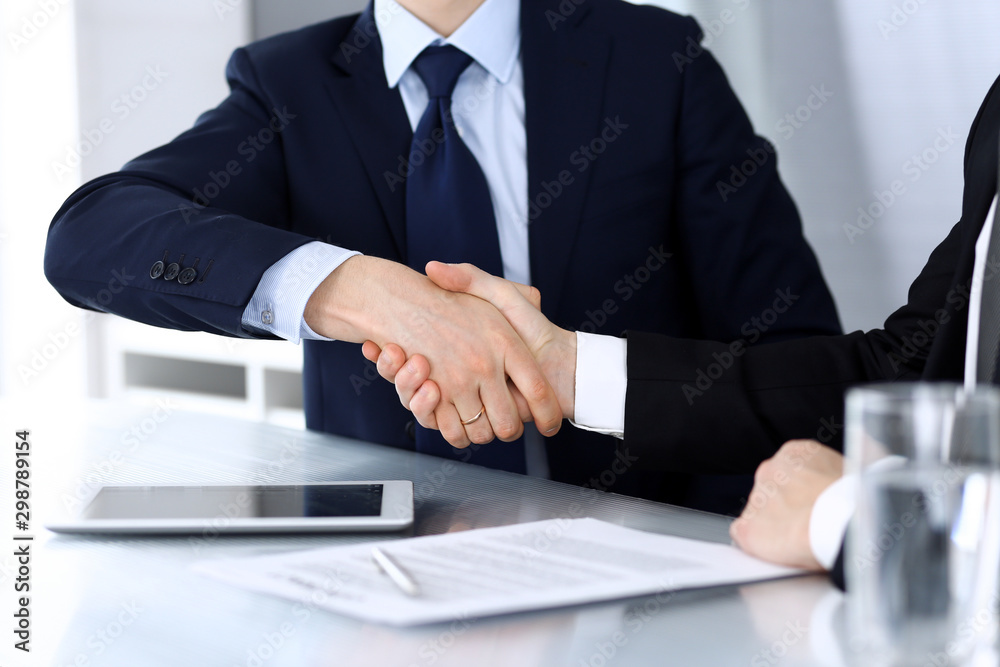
{"left": 3, "top": 0, "right": 1000, "bottom": 410}
{"left": 1, "top": 0, "right": 81, "bottom": 403}
{"left": 0, "top": 0, "right": 253, "bottom": 409}
{"left": 645, "top": 0, "right": 1000, "bottom": 331}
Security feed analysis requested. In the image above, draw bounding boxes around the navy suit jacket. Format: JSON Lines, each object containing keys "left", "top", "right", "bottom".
{"left": 45, "top": 0, "right": 840, "bottom": 509}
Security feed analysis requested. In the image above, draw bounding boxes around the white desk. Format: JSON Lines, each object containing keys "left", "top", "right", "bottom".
{"left": 2, "top": 401, "right": 847, "bottom": 667}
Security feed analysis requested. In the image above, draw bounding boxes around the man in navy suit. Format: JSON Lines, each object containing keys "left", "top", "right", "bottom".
{"left": 44, "top": 0, "right": 840, "bottom": 512}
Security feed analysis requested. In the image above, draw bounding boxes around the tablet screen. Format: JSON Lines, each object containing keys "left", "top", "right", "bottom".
{"left": 82, "top": 484, "right": 385, "bottom": 520}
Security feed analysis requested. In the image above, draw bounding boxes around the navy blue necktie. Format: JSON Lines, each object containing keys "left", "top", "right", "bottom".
{"left": 404, "top": 45, "right": 526, "bottom": 474}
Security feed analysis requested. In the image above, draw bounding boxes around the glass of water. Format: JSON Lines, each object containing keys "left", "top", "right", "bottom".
{"left": 846, "top": 383, "right": 1000, "bottom": 666}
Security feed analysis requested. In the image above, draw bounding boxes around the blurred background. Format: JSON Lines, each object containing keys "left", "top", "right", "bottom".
{"left": 2, "top": 0, "right": 1000, "bottom": 427}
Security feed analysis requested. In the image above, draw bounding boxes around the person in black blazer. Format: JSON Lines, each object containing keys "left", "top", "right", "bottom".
{"left": 43, "top": 0, "right": 841, "bottom": 511}
{"left": 369, "top": 71, "right": 1000, "bottom": 588}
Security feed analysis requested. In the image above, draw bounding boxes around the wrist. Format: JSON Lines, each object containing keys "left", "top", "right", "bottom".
{"left": 304, "top": 255, "right": 410, "bottom": 343}
{"left": 304, "top": 254, "right": 360, "bottom": 341}
{"left": 542, "top": 327, "right": 576, "bottom": 420}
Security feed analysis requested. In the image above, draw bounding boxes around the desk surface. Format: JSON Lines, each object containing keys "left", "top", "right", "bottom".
{"left": 3, "top": 401, "right": 848, "bottom": 667}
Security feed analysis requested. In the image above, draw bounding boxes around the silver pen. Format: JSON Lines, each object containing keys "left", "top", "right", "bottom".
{"left": 371, "top": 546, "right": 421, "bottom": 597}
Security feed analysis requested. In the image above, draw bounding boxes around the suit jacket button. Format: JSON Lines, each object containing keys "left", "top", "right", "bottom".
{"left": 164, "top": 263, "right": 180, "bottom": 281}
{"left": 405, "top": 420, "right": 416, "bottom": 442}
{"left": 178, "top": 268, "right": 197, "bottom": 285}
{"left": 149, "top": 261, "right": 165, "bottom": 279}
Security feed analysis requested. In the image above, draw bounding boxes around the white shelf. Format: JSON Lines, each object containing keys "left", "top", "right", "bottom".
{"left": 100, "top": 316, "right": 306, "bottom": 427}
{"left": 105, "top": 318, "right": 303, "bottom": 371}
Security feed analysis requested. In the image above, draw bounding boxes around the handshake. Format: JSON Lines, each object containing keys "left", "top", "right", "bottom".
{"left": 306, "top": 256, "right": 841, "bottom": 571}
{"left": 358, "top": 260, "right": 578, "bottom": 449}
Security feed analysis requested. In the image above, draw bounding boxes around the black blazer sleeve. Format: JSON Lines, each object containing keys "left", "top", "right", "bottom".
{"left": 620, "top": 72, "right": 1000, "bottom": 474}
{"left": 830, "top": 542, "right": 846, "bottom": 591}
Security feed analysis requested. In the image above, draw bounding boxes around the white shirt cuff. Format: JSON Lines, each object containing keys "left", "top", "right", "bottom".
{"left": 808, "top": 473, "right": 857, "bottom": 571}
{"left": 570, "top": 331, "right": 626, "bottom": 438}
{"left": 241, "top": 242, "right": 360, "bottom": 344}
{"left": 809, "top": 455, "right": 907, "bottom": 569}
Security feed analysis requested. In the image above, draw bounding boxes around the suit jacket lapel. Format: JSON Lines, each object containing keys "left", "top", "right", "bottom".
{"left": 924, "top": 109, "right": 1000, "bottom": 379}
{"left": 522, "top": 0, "right": 610, "bottom": 318}
{"left": 326, "top": 6, "right": 412, "bottom": 259}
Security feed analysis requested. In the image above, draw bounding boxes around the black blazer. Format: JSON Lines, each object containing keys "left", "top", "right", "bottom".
{"left": 622, "top": 71, "right": 1000, "bottom": 470}
{"left": 44, "top": 0, "right": 840, "bottom": 501}
{"left": 623, "top": 73, "right": 1000, "bottom": 585}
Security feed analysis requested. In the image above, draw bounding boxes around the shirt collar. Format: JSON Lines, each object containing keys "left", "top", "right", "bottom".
{"left": 374, "top": 0, "right": 520, "bottom": 88}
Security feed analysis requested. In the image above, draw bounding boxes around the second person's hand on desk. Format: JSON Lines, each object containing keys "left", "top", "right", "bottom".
{"left": 362, "top": 261, "right": 578, "bottom": 447}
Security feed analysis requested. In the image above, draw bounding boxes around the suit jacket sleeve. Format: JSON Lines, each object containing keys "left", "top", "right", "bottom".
{"left": 44, "top": 47, "right": 315, "bottom": 338}
{"left": 622, "top": 215, "right": 965, "bottom": 472}
{"left": 621, "top": 72, "right": 1000, "bottom": 474}
{"left": 831, "top": 541, "right": 846, "bottom": 591}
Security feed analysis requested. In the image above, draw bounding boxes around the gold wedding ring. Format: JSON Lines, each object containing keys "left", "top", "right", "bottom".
{"left": 460, "top": 407, "right": 485, "bottom": 426}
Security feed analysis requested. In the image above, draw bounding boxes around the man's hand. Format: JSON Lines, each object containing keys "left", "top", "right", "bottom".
{"left": 363, "top": 342, "right": 523, "bottom": 434}
{"left": 729, "top": 440, "right": 844, "bottom": 571}
{"left": 306, "top": 256, "right": 562, "bottom": 447}
{"left": 361, "top": 262, "right": 577, "bottom": 445}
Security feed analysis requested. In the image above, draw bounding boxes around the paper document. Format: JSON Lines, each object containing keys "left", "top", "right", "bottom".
{"left": 194, "top": 518, "right": 802, "bottom": 626}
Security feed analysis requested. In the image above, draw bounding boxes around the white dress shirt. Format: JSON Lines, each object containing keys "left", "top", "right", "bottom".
{"left": 239, "top": 0, "right": 553, "bottom": 475}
